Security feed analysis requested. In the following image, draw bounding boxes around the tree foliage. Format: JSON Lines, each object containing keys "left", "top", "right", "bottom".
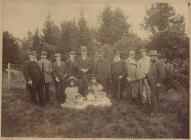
{"left": 99, "top": 6, "right": 130, "bottom": 45}
{"left": 3, "top": 31, "right": 20, "bottom": 64}
{"left": 142, "top": 3, "right": 189, "bottom": 59}
{"left": 42, "top": 13, "right": 60, "bottom": 46}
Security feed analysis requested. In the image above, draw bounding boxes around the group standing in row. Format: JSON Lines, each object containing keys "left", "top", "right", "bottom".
{"left": 23, "top": 45, "right": 165, "bottom": 116}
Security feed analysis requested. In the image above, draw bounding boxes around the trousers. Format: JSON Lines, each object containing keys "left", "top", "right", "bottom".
{"left": 28, "top": 81, "right": 45, "bottom": 107}
{"left": 55, "top": 81, "right": 66, "bottom": 104}
{"left": 151, "top": 87, "right": 162, "bottom": 114}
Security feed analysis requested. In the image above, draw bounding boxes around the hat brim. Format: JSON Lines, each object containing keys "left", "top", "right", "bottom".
{"left": 139, "top": 49, "right": 146, "bottom": 53}
{"left": 67, "top": 77, "right": 78, "bottom": 82}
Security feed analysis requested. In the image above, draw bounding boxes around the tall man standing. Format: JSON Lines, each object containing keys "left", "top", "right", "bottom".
{"left": 38, "top": 51, "right": 52, "bottom": 104}
{"left": 125, "top": 50, "right": 139, "bottom": 103}
{"left": 93, "top": 49, "right": 111, "bottom": 96}
{"left": 148, "top": 50, "right": 165, "bottom": 117}
{"left": 111, "top": 49, "right": 126, "bottom": 99}
{"left": 23, "top": 51, "right": 45, "bottom": 107}
{"left": 52, "top": 53, "right": 68, "bottom": 105}
{"left": 136, "top": 49, "right": 151, "bottom": 106}
{"left": 78, "top": 46, "right": 92, "bottom": 97}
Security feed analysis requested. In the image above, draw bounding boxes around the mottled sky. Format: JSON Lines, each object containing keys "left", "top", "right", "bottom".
{"left": 3, "top": 1, "right": 188, "bottom": 39}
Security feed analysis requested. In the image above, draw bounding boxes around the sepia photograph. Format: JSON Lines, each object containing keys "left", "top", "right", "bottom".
{"left": 1, "top": 0, "right": 190, "bottom": 138}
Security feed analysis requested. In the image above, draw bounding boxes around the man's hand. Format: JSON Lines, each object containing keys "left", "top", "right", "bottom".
{"left": 126, "top": 77, "right": 130, "bottom": 81}
{"left": 118, "top": 76, "right": 123, "bottom": 79}
{"left": 81, "top": 68, "right": 88, "bottom": 73}
{"left": 46, "top": 69, "right": 52, "bottom": 73}
{"left": 156, "top": 83, "right": 161, "bottom": 87}
{"left": 55, "top": 77, "right": 60, "bottom": 82}
{"left": 28, "top": 80, "right": 32, "bottom": 85}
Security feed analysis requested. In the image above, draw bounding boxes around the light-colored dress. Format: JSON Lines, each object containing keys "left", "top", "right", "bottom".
{"left": 61, "top": 86, "right": 88, "bottom": 109}
{"left": 87, "top": 83, "right": 111, "bottom": 107}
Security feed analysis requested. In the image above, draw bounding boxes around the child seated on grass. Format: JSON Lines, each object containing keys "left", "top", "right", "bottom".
{"left": 87, "top": 74, "right": 111, "bottom": 106}
{"left": 61, "top": 77, "right": 87, "bottom": 109}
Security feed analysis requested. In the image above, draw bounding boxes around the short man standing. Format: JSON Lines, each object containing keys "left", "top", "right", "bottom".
{"left": 52, "top": 53, "right": 68, "bottom": 105}
{"left": 111, "top": 49, "right": 126, "bottom": 99}
{"left": 147, "top": 50, "right": 165, "bottom": 116}
{"left": 38, "top": 51, "right": 52, "bottom": 104}
{"left": 136, "top": 49, "right": 151, "bottom": 106}
{"left": 78, "top": 46, "right": 92, "bottom": 97}
{"left": 23, "top": 51, "right": 45, "bottom": 107}
{"left": 65, "top": 50, "right": 79, "bottom": 78}
{"left": 93, "top": 49, "right": 111, "bottom": 95}
{"left": 125, "top": 50, "right": 139, "bottom": 103}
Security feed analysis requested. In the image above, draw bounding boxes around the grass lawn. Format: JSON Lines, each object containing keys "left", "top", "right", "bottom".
{"left": 1, "top": 73, "right": 189, "bottom": 138}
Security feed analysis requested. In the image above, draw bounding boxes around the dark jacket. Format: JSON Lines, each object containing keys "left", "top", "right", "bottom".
{"left": 111, "top": 60, "right": 126, "bottom": 79}
{"left": 77, "top": 56, "right": 92, "bottom": 76}
{"left": 93, "top": 58, "right": 111, "bottom": 81}
{"left": 148, "top": 60, "right": 166, "bottom": 88}
{"left": 52, "top": 61, "right": 68, "bottom": 82}
{"left": 65, "top": 58, "right": 79, "bottom": 78}
{"left": 23, "top": 60, "right": 43, "bottom": 90}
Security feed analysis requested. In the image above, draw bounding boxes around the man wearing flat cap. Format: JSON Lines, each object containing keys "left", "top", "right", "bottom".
{"left": 125, "top": 50, "right": 139, "bottom": 103}
{"left": 78, "top": 46, "right": 92, "bottom": 97}
{"left": 65, "top": 50, "right": 79, "bottom": 78}
{"left": 38, "top": 51, "right": 52, "bottom": 104}
{"left": 147, "top": 50, "right": 165, "bottom": 117}
{"left": 52, "top": 53, "right": 68, "bottom": 104}
{"left": 23, "top": 51, "right": 45, "bottom": 107}
{"left": 136, "top": 48, "right": 151, "bottom": 108}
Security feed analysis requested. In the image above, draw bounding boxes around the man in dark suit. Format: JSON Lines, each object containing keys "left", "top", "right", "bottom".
{"left": 93, "top": 49, "right": 111, "bottom": 96}
{"left": 78, "top": 46, "right": 92, "bottom": 96}
{"left": 23, "top": 51, "right": 45, "bottom": 107}
{"left": 65, "top": 50, "right": 79, "bottom": 78}
{"left": 52, "top": 53, "right": 68, "bottom": 105}
{"left": 38, "top": 51, "right": 52, "bottom": 104}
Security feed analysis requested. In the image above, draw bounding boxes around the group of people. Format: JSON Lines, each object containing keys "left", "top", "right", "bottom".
{"left": 23, "top": 45, "right": 165, "bottom": 116}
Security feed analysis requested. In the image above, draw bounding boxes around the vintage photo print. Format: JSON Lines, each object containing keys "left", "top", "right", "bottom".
{"left": 1, "top": 0, "right": 190, "bottom": 138}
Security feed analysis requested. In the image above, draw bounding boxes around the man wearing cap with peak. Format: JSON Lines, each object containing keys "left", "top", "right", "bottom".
{"left": 23, "top": 51, "right": 45, "bottom": 107}
{"left": 65, "top": 50, "right": 79, "bottom": 78}
{"left": 125, "top": 50, "right": 139, "bottom": 103}
{"left": 93, "top": 49, "right": 111, "bottom": 95}
{"left": 147, "top": 50, "right": 165, "bottom": 117}
{"left": 136, "top": 48, "right": 151, "bottom": 107}
{"left": 78, "top": 46, "right": 92, "bottom": 97}
{"left": 52, "top": 53, "right": 68, "bottom": 104}
{"left": 38, "top": 51, "right": 52, "bottom": 104}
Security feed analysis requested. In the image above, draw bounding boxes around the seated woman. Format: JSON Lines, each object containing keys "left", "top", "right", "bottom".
{"left": 87, "top": 74, "right": 111, "bottom": 107}
{"left": 61, "top": 77, "right": 87, "bottom": 109}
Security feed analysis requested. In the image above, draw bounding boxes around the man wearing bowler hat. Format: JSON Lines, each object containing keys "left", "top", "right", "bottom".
{"left": 78, "top": 46, "right": 92, "bottom": 97}
{"left": 147, "top": 50, "right": 165, "bottom": 117}
{"left": 38, "top": 51, "right": 52, "bottom": 104}
{"left": 23, "top": 51, "right": 45, "bottom": 107}
{"left": 52, "top": 53, "right": 68, "bottom": 104}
